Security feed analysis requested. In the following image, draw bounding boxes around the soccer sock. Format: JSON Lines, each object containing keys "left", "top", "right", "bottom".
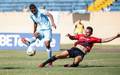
{"left": 42, "top": 56, "right": 57, "bottom": 66}
{"left": 25, "top": 41, "right": 30, "bottom": 46}
{"left": 46, "top": 49, "right": 52, "bottom": 59}
{"left": 70, "top": 63, "right": 79, "bottom": 67}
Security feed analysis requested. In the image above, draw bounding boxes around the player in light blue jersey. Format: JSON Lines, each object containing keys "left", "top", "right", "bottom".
{"left": 21, "top": 4, "right": 56, "bottom": 67}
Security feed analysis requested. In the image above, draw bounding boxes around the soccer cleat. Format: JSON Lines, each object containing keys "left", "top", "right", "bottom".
{"left": 48, "top": 62, "right": 53, "bottom": 67}
{"left": 38, "top": 63, "right": 45, "bottom": 68}
{"left": 64, "top": 64, "right": 78, "bottom": 67}
{"left": 21, "top": 38, "right": 30, "bottom": 46}
{"left": 64, "top": 64, "right": 70, "bottom": 67}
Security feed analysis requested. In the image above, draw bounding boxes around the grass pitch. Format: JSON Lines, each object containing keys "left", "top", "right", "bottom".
{"left": 0, "top": 45, "right": 120, "bottom": 75}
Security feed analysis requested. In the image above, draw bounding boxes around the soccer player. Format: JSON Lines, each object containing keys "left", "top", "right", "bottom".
{"left": 74, "top": 20, "right": 84, "bottom": 34}
{"left": 21, "top": 4, "right": 56, "bottom": 66}
{"left": 38, "top": 26, "right": 120, "bottom": 67}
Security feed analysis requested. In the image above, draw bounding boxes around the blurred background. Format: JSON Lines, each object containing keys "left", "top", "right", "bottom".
{"left": 0, "top": 0, "right": 120, "bottom": 51}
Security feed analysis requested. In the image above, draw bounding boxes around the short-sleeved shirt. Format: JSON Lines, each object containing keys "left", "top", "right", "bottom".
{"left": 73, "top": 34, "right": 102, "bottom": 52}
{"left": 31, "top": 9, "right": 51, "bottom": 31}
{"left": 74, "top": 24, "right": 84, "bottom": 34}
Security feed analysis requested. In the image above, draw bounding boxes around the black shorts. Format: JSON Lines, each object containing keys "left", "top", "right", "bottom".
{"left": 67, "top": 47, "right": 85, "bottom": 59}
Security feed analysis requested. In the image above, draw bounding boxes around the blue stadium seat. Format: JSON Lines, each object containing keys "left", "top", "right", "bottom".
{"left": 110, "top": 0, "right": 120, "bottom": 11}
{"left": 0, "top": 0, "right": 94, "bottom": 12}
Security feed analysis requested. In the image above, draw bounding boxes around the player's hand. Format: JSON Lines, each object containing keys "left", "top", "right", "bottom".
{"left": 66, "top": 33, "right": 70, "bottom": 37}
{"left": 33, "top": 32, "right": 39, "bottom": 38}
{"left": 117, "top": 33, "right": 120, "bottom": 38}
{"left": 52, "top": 23, "right": 57, "bottom": 29}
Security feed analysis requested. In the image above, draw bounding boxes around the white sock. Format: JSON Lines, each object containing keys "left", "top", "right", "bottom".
{"left": 46, "top": 49, "right": 52, "bottom": 59}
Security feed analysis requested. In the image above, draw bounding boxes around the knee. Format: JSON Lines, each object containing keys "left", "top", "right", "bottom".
{"left": 33, "top": 33, "right": 39, "bottom": 38}
{"left": 55, "top": 54, "right": 68, "bottom": 59}
{"left": 55, "top": 55, "right": 61, "bottom": 59}
{"left": 51, "top": 56, "right": 57, "bottom": 60}
{"left": 44, "top": 41, "right": 50, "bottom": 48}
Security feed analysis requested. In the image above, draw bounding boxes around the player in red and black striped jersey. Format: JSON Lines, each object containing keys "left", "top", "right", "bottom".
{"left": 38, "top": 26, "right": 120, "bottom": 67}
{"left": 70, "top": 33, "right": 102, "bottom": 53}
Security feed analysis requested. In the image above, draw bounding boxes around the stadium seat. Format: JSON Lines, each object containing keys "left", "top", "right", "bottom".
{"left": 0, "top": 0, "right": 93, "bottom": 13}
{"left": 88, "top": 0, "right": 116, "bottom": 12}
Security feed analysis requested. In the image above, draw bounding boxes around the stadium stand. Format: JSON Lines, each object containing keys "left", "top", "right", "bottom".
{"left": 0, "top": 0, "right": 120, "bottom": 12}
{"left": 0, "top": 0, "right": 92, "bottom": 13}
{"left": 88, "top": 0, "right": 116, "bottom": 12}
{"left": 110, "top": 0, "right": 120, "bottom": 11}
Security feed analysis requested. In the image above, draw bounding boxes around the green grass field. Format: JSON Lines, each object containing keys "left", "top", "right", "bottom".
{"left": 0, "top": 45, "right": 120, "bottom": 75}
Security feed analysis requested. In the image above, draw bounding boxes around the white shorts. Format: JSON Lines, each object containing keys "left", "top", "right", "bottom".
{"left": 37, "top": 29, "right": 52, "bottom": 41}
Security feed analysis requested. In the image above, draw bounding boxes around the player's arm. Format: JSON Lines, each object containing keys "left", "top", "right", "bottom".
{"left": 82, "top": 24, "right": 84, "bottom": 29}
{"left": 66, "top": 34, "right": 77, "bottom": 40}
{"left": 31, "top": 16, "right": 37, "bottom": 33}
{"left": 46, "top": 12, "right": 56, "bottom": 29}
{"left": 33, "top": 22, "right": 37, "bottom": 33}
{"left": 101, "top": 33, "right": 120, "bottom": 43}
{"left": 33, "top": 22, "right": 39, "bottom": 38}
{"left": 31, "top": 16, "right": 39, "bottom": 37}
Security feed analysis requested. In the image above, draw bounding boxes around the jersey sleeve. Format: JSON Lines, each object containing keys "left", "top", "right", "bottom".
{"left": 30, "top": 15, "right": 36, "bottom": 24}
{"left": 39, "top": 9, "right": 48, "bottom": 15}
{"left": 74, "top": 34, "right": 83, "bottom": 40}
{"left": 92, "top": 37, "right": 102, "bottom": 43}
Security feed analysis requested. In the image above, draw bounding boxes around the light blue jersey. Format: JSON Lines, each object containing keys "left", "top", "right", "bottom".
{"left": 30, "top": 8, "right": 52, "bottom": 42}
{"left": 22, "top": 4, "right": 53, "bottom": 60}
{"left": 31, "top": 9, "right": 51, "bottom": 31}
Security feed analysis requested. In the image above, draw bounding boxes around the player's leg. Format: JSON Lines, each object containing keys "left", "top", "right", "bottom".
{"left": 44, "top": 40, "right": 51, "bottom": 58}
{"left": 21, "top": 38, "right": 31, "bottom": 46}
{"left": 64, "top": 47, "right": 85, "bottom": 67}
{"left": 21, "top": 32, "right": 39, "bottom": 46}
{"left": 21, "top": 32, "right": 41, "bottom": 56}
{"left": 43, "top": 29, "right": 52, "bottom": 58}
{"left": 64, "top": 56, "right": 83, "bottom": 67}
{"left": 43, "top": 30, "right": 53, "bottom": 66}
{"left": 38, "top": 50, "right": 69, "bottom": 68}
{"left": 44, "top": 40, "right": 53, "bottom": 67}
{"left": 33, "top": 30, "right": 52, "bottom": 67}
{"left": 72, "top": 56, "right": 83, "bottom": 66}
{"left": 55, "top": 50, "right": 69, "bottom": 58}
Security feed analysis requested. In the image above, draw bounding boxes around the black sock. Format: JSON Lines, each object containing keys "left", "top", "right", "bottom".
{"left": 42, "top": 56, "right": 57, "bottom": 66}
{"left": 70, "top": 63, "right": 79, "bottom": 67}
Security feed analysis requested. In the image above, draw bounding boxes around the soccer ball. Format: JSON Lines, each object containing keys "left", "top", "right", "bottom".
{"left": 26, "top": 49, "right": 36, "bottom": 56}
{"left": 26, "top": 46, "right": 36, "bottom": 56}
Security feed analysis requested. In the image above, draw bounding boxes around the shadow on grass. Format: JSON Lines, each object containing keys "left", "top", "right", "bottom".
{"left": 54, "top": 64, "right": 119, "bottom": 68}
{"left": 79, "top": 65, "right": 105, "bottom": 68}
{"left": 0, "top": 66, "right": 24, "bottom": 70}
{"left": 77, "top": 65, "right": 119, "bottom": 68}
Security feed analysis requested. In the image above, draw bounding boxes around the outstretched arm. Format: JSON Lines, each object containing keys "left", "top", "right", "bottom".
{"left": 66, "top": 34, "right": 76, "bottom": 40}
{"left": 101, "top": 33, "right": 120, "bottom": 43}
{"left": 46, "top": 12, "right": 56, "bottom": 29}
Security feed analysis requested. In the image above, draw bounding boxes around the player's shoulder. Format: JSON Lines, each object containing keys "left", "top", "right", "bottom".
{"left": 30, "top": 14, "right": 35, "bottom": 19}
{"left": 39, "top": 9, "right": 47, "bottom": 14}
{"left": 90, "top": 36, "right": 101, "bottom": 40}
{"left": 75, "top": 34, "right": 84, "bottom": 37}
{"left": 77, "top": 34, "right": 84, "bottom": 36}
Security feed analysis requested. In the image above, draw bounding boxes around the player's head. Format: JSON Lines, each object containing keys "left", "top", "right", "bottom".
{"left": 77, "top": 19, "right": 82, "bottom": 25}
{"left": 85, "top": 26, "right": 93, "bottom": 37}
{"left": 29, "top": 4, "right": 38, "bottom": 14}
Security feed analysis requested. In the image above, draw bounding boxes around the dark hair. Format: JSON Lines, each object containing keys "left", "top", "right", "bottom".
{"left": 86, "top": 26, "right": 93, "bottom": 33}
{"left": 29, "top": 4, "right": 36, "bottom": 9}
